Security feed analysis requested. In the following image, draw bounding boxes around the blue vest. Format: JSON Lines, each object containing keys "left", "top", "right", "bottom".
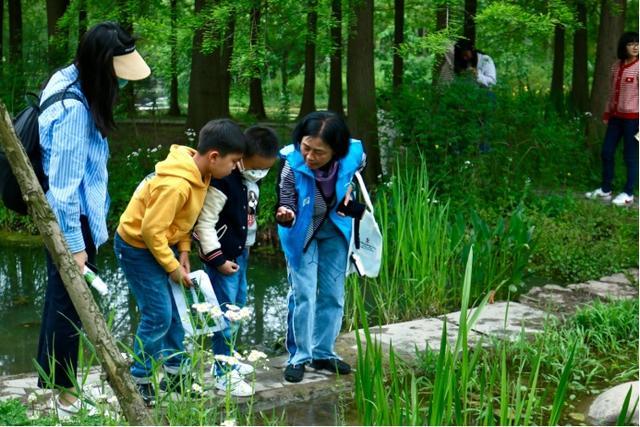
{"left": 278, "top": 139, "right": 364, "bottom": 269}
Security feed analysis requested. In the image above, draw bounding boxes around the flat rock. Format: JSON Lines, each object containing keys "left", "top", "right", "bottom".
{"left": 343, "top": 317, "right": 483, "bottom": 359}
{"left": 442, "top": 302, "right": 550, "bottom": 341}
{"left": 587, "top": 381, "right": 639, "bottom": 425}
{"left": 575, "top": 281, "right": 638, "bottom": 301}
{"left": 599, "top": 273, "right": 632, "bottom": 285}
{"left": 542, "top": 284, "right": 573, "bottom": 293}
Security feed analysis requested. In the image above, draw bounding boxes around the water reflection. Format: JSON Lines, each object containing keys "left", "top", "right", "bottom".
{"left": 0, "top": 241, "right": 289, "bottom": 376}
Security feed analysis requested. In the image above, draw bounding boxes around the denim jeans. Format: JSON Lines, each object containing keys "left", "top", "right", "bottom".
{"left": 204, "top": 248, "right": 248, "bottom": 374}
{"left": 114, "top": 233, "right": 186, "bottom": 383}
{"left": 601, "top": 117, "right": 639, "bottom": 195}
{"left": 36, "top": 216, "right": 95, "bottom": 389}
{"left": 285, "top": 220, "right": 348, "bottom": 366}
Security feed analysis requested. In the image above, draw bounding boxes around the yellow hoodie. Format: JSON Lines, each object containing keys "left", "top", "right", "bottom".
{"left": 117, "top": 145, "right": 211, "bottom": 273}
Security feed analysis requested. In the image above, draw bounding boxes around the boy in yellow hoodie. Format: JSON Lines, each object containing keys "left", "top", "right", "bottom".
{"left": 114, "top": 119, "right": 246, "bottom": 403}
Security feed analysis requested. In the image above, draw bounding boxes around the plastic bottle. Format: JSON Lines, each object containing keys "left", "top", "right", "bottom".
{"left": 83, "top": 265, "right": 108, "bottom": 296}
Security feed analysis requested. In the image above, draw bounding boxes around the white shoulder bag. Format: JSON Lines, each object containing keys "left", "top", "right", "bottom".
{"left": 347, "top": 172, "right": 383, "bottom": 277}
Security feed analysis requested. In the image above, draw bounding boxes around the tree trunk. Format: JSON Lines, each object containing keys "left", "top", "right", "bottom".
{"left": 8, "top": 0, "right": 22, "bottom": 65}
{"left": 0, "top": 0, "right": 4, "bottom": 78}
{"left": 8, "top": 0, "right": 23, "bottom": 103}
{"left": 570, "top": 0, "right": 589, "bottom": 113}
{"left": 298, "top": 0, "right": 317, "bottom": 119}
{"left": 168, "top": 0, "right": 180, "bottom": 116}
{"left": 187, "top": 0, "right": 235, "bottom": 132}
{"left": 327, "top": 0, "right": 344, "bottom": 116}
{"left": 347, "top": 0, "right": 380, "bottom": 185}
{"left": 588, "top": 0, "right": 625, "bottom": 144}
{"left": 392, "top": 0, "right": 404, "bottom": 89}
{"left": 0, "top": 102, "right": 152, "bottom": 426}
{"left": 46, "top": 0, "right": 70, "bottom": 70}
{"left": 550, "top": 24, "right": 565, "bottom": 112}
{"left": 78, "top": 0, "right": 87, "bottom": 41}
{"left": 463, "top": 0, "right": 476, "bottom": 45}
{"left": 247, "top": 2, "right": 267, "bottom": 119}
{"left": 432, "top": 4, "right": 448, "bottom": 85}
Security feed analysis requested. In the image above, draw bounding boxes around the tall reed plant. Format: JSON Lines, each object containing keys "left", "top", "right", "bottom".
{"left": 352, "top": 248, "right": 576, "bottom": 425}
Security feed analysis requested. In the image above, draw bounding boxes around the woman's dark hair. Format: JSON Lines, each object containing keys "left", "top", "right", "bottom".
{"left": 454, "top": 39, "right": 478, "bottom": 74}
{"left": 197, "top": 119, "right": 247, "bottom": 156}
{"left": 292, "top": 111, "right": 351, "bottom": 159}
{"left": 74, "top": 22, "right": 134, "bottom": 136}
{"left": 617, "top": 31, "right": 639, "bottom": 60}
{"left": 245, "top": 126, "right": 279, "bottom": 158}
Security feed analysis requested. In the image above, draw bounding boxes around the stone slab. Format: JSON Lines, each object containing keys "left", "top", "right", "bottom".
{"left": 599, "top": 273, "right": 632, "bottom": 285}
{"left": 442, "top": 302, "right": 551, "bottom": 341}
{"left": 573, "top": 281, "right": 637, "bottom": 301}
{"left": 542, "top": 284, "right": 573, "bottom": 293}
{"left": 344, "top": 317, "right": 483, "bottom": 358}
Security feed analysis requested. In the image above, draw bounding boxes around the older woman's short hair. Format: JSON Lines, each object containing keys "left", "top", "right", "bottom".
{"left": 292, "top": 111, "right": 351, "bottom": 159}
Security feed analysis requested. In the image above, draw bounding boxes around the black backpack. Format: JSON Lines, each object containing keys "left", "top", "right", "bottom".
{"left": 0, "top": 91, "right": 84, "bottom": 215}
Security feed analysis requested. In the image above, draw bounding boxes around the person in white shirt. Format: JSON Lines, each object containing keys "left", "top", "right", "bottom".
{"left": 439, "top": 39, "right": 497, "bottom": 88}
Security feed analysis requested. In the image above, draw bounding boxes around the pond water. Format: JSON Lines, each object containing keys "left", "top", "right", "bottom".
{"left": 0, "top": 239, "right": 290, "bottom": 376}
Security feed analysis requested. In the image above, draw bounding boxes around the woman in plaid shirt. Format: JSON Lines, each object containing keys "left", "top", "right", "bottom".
{"left": 586, "top": 31, "right": 639, "bottom": 206}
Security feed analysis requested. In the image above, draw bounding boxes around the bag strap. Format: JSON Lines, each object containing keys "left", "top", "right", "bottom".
{"left": 39, "top": 91, "right": 85, "bottom": 115}
{"left": 354, "top": 171, "right": 374, "bottom": 213}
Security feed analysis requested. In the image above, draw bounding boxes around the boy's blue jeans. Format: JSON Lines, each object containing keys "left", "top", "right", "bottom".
{"left": 285, "top": 220, "right": 348, "bottom": 366}
{"left": 601, "top": 117, "right": 639, "bottom": 195}
{"left": 204, "top": 248, "right": 249, "bottom": 374}
{"left": 114, "top": 233, "right": 186, "bottom": 383}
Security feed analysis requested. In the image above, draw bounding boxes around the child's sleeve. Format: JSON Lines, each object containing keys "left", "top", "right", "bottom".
{"left": 140, "top": 184, "right": 189, "bottom": 273}
{"left": 194, "top": 186, "right": 228, "bottom": 267}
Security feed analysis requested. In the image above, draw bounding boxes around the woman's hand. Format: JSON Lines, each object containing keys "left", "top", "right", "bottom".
{"left": 276, "top": 206, "right": 296, "bottom": 223}
{"left": 337, "top": 186, "right": 353, "bottom": 217}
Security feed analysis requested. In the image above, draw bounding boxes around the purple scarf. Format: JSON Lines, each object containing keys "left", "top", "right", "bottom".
{"left": 314, "top": 161, "right": 338, "bottom": 200}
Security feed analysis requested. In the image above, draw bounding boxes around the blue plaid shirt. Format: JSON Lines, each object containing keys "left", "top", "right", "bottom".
{"left": 39, "top": 65, "right": 110, "bottom": 252}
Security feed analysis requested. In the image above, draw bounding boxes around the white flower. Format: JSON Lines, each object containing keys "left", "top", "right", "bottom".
{"left": 150, "top": 147, "right": 158, "bottom": 153}
{"left": 214, "top": 354, "right": 239, "bottom": 365}
{"left": 246, "top": 350, "right": 268, "bottom": 363}
{"left": 233, "top": 350, "right": 244, "bottom": 360}
{"left": 226, "top": 304, "right": 241, "bottom": 311}
{"left": 107, "top": 396, "right": 118, "bottom": 405}
{"left": 464, "top": 160, "right": 471, "bottom": 165}
{"left": 221, "top": 419, "right": 236, "bottom": 427}
{"left": 27, "top": 393, "right": 37, "bottom": 404}
{"left": 209, "top": 306, "right": 223, "bottom": 317}
{"left": 191, "top": 383, "right": 203, "bottom": 394}
{"left": 238, "top": 307, "right": 251, "bottom": 319}
{"left": 192, "top": 302, "right": 212, "bottom": 313}
{"left": 94, "top": 393, "right": 108, "bottom": 403}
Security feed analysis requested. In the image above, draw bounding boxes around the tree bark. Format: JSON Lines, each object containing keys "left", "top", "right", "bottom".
{"left": 392, "top": 0, "right": 404, "bottom": 89}
{"left": 432, "top": 4, "right": 448, "bottom": 85}
{"left": 550, "top": 24, "right": 565, "bottom": 111}
{"left": 247, "top": 2, "right": 267, "bottom": 119}
{"left": 298, "top": 0, "right": 317, "bottom": 119}
{"left": 347, "top": 0, "right": 380, "bottom": 185}
{"left": 168, "top": 0, "right": 181, "bottom": 116}
{"left": 46, "top": 0, "right": 70, "bottom": 70}
{"left": 78, "top": 0, "right": 87, "bottom": 41}
{"left": 0, "top": 0, "right": 4, "bottom": 78}
{"left": 463, "top": 0, "right": 476, "bottom": 45}
{"left": 327, "top": 0, "right": 344, "bottom": 116}
{"left": 187, "top": 0, "right": 235, "bottom": 132}
{"left": 8, "top": 0, "right": 22, "bottom": 65}
{"left": 0, "top": 102, "right": 152, "bottom": 426}
{"left": 588, "top": 0, "right": 625, "bottom": 144}
{"left": 570, "top": 0, "right": 589, "bottom": 113}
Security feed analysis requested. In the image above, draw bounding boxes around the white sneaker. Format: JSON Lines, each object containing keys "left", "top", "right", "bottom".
{"left": 234, "top": 361, "right": 255, "bottom": 376}
{"left": 215, "top": 369, "right": 254, "bottom": 397}
{"left": 585, "top": 188, "right": 612, "bottom": 200}
{"left": 612, "top": 192, "right": 634, "bottom": 206}
{"left": 54, "top": 396, "right": 97, "bottom": 420}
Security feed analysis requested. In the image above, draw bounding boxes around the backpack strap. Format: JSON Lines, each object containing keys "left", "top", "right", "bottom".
{"left": 39, "top": 91, "right": 85, "bottom": 115}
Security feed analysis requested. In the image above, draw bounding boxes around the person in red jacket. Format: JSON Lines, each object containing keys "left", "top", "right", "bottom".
{"left": 586, "top": 31, "right": 639, "bottom": 206}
